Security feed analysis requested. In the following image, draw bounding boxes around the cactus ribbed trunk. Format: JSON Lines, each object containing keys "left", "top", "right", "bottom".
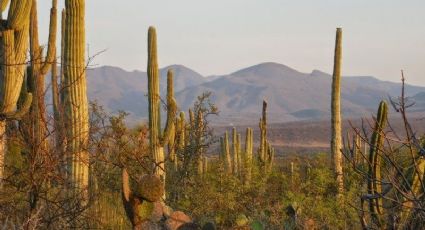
{"left": 222, "top": 131, "right": 232, "bottom": 174}
{"left": 331, "top": 28, "right": 344, "bottom": 195}
{"left": 147, "top": 27, "right": 177, "bottom": 196}
{"left": 368, "top": 101, "right": 387, "bottom": 227}
{"left": 244, "top": 128, "right": 253, "bottom": 185}
{"left": 196, "top": 110, "right": 204, "bottom": 175}
{"left": 0, "top": 0, "right": 33, "bottom": 187}
{"left": 232, "top": 127, "right": 238, "bottom": 175}
{"left": 147, "top": 27, "right": 163, "bottom": 179}
{"left": 259, "top": 100, "right": 267, "bottom": 164}
{"left": 62, "top": 0, "right": 89, "bottom": 198}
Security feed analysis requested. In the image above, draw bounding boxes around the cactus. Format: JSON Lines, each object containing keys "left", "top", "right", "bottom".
{"left": 24, "top": 0, "right": 57, "bottom": 157}
{"left": 367, "top": 101, "right": 387, "bottom": 227}
{"left": 147, "top": 27, "right": 177, "bottom": 191}
{"left": 196, "top": 110, "right": 204, "bottom": 175}
{"left": 167, "top": 71, "right": 177, "bottom": 171}
{"left": 258, "top": 100, "right": 267, "bottom": 164}
{"left": 0, "top": 0, "right": 34, "bottom": 187}
{"left": 243, "top": 128, "right": 253, "bottom": 185}
{"left": 232, "top": 127, "right": 239, "bottom": 175}
{"left": 61, "top": 0, "right": 89, "bottom": 198}
{"left": 331, "top": 27, "right": 344, "bottom": 195}
{"left": 220, "top": 131, "right": 232, "bottom": 174}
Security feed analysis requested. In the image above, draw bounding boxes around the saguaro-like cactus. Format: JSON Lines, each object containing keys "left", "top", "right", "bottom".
{"left": 367, "top": 101, "right": 388, "bottom": 227}
{"left": 331, "top": 27, "right": 344, "bottom": 195}
{"left": 258, "top": 100, "right": 268, "bottom": 164}
{"left": 147, "top": 26, "right": 177, "bottom": 187}
{"left": 220, "top": 131, "right": 232, "bottom": 174}
{"left": 62, "top": 0, "right": 89, "bottom": 197}
{"left": 25, "top": 0, "right": 57, "bottom": 157}
{"left": 0, "top": 0, "right": 34, "bottom": 187}
{"left": 232, "top": 127, "right": 239, "bottom": 175}
{"left": 243, "top": 128, "right": 253, "bottom": 185}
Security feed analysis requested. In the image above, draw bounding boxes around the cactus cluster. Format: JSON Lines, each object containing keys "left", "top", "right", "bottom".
{"left": 0, "top": 0, "right": 34, "bottom": 187}
{"left": 147, "top": 27, "right": 177, "bottom": 187}
{"left": 219, "top": 101, "right": 273, "bottom": 182}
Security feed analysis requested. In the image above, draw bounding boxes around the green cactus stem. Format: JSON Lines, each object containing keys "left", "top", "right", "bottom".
{"left": 232, "top": 127, "right": 238, "bottom": 175}
{"left": 221, "top": 131, "right": 232, "bottom": 174}
{"left": 243, "top": 128, "right": 253, "bottom": 185}
{"left": 62, "top": 0, "right": 89, "bottom": 198}
{"left": 258, "top": 100, "right": 268, "bottom": 164}
{"left": 147, "top": 27, "right": 177, "bottom": 195}
{"left": 367, "top": 101, "right": 387, "bottom": 227}
{"left": 331, "top": 27, "right": 344, "bottom": 195}
{"left": 0, "top": 0, "right": 33, "bottom": 187}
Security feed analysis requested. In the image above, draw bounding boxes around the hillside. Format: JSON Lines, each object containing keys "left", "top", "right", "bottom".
{"left": 76, "top": 62, "right": 425, "bottom": 124}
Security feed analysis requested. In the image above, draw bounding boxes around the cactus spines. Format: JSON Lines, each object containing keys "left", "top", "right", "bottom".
{"left": 62, "top": 0, "right": 89, "bottom": 197}
{"left": 331, "top": 27, "right": 344, "bottom": 195}
{"left": 367, "top": 101, "right": 388, "bottom": 227}
{"left": 258, "top": 101, "right": 267, "bottom": 163}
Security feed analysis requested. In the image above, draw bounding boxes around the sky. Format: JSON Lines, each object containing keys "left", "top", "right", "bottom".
{"left": 37, "top": 0, "right": 425, "bottom": 86}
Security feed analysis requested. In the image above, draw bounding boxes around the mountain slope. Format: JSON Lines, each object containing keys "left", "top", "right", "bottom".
{"left": 68, "top": 62, "right": 425, "bottom": 125}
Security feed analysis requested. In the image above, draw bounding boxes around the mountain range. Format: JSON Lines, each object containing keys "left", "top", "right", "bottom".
{"left": 82, "top": 62, "right": 425, "bottom": 125}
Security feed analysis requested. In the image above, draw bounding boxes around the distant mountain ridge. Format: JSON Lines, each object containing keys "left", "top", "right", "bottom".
{"left": 80, "top": 62, "right": 425, "bottom": 125}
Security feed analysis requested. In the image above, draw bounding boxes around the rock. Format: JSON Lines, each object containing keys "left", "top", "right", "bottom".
{"left": 165, "top": 211, "right": 192, "bottom": 230}
{"left": 135, "top": 174, "right": 164, "bottom": 202}
{"left": 138, "top": 220, "right": 162, "bottom": 230}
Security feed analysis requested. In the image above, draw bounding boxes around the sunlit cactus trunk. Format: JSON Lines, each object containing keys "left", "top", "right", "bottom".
{"left": 232, "top": 127, "right": 238, "bottom": 175}
{"left": 221, "top": 131, "right": 232, "bottom": 174}
{"left": 147, "top": 27, "right": 177, "bottom": 196}
{"left": 62, "top": 0, "right": 89, "bottom": 200}
{"left": 367, "top": 101, "right": 387, "bottom": 227}
{"left": 243, "top": 128, "right": 253, "bottom": 185}
{"left": 0, "top": 0, "right": 33, "bottom": 187}
{"left": 196, "top": 110, "right": 204, "bottom": 175}
{"left": 331, "top": 27, "right": 344, "bottom": 195}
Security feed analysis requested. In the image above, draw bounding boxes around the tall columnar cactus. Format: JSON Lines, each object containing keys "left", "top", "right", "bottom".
{"left": 243, "top": 128, "right": 253, "bottom": 185}
{"left": 331, "top": 27, "right": 344, "bottom": 195}
{"left": 367, "top": 101, "right": 388, "bottom": 227}
{"left": 196, "top": 110, "right": 204, "bottom": 175}
{"left": 147, "top": 27, "right": 177, "bottom": 187}
{"left": 232, "top": 127, "right": 239, "bottom": 175}
{"left": 220, "top": 131, "right": 232, "bottom": 174}
{"left": 0, "top": 0, "right": 34, "bottom": 187}
{"left": 167, "top": 70, "right": 177, "bottom": 171}
{"left": 258, "top": 100, "right": 268, "bottom": 165}
{"left": 236, "top": 133, "right": 242, "bottom": 177}
{"left": 62, "top": 0, "right": 89, "bottom": 197}
{"left": 25, "top": 0, "right": 57, "bottom": 157}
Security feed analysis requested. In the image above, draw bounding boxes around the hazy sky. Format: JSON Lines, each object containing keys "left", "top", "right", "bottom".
{"left": 37, "top": 1, "right": 425, "bottom": 86}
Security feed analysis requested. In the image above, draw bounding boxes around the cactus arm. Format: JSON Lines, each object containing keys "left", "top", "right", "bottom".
{"left": 40, "top": 0, "right": 58, "bottom": 75}
{"left": 331, "top": 28, "right": 344, "bottom": 195}
{"left": 0, "top": 0, "right": 9, "bottom": 13}
{"left": 161, "top": 69, "right": 177, "bottom": 146}
{"left": 2, "top": 92, "right": 32, "bottom": 120}
{"left": 7, "top": 0, "right": 32, "bottom": 30}
{"left": 367, "top": 101, "right": 387, "bottom": 227}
